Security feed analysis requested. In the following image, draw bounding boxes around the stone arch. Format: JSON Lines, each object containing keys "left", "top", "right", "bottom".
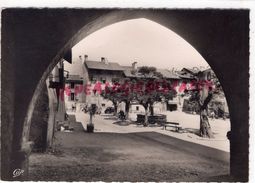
{"left": 1, "top": 9, "right": 249, "bottom": 181}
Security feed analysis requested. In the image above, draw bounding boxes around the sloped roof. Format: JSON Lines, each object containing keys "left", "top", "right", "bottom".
{"left": 123, "top": 68, "right": 180, "bottom": 79}
{"left": 66, "top": 74, "right": 83, "bottom": 80}
{"left": 123, "top": 69, "right": 143, "bottom": 78}
{"left": 123, "top": 69, "right": 135, "bottom": 77}
{"left": 181, "top": 68, "right": 200, "bottom": 75}
{"left": 64, "top": 58, "right": 85, "bottom": 76}
{"left": 157, "top": 69, "right": 180, "bottom": 79}
{"left": 121, "top": 66, "right": 133, "bottom": 69}
{"left": 85, "top": 60, "right": 124, "bottom": 71}
{"left": 175, "top": 71, "right": 195, "bottom": 79}
{"left": 66, "top": 74, "right": 83, "bottom": 84}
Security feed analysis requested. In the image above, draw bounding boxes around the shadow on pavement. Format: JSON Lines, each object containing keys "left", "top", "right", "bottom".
{"left": 113, "top": 120, "right": 131, "bottom": 126}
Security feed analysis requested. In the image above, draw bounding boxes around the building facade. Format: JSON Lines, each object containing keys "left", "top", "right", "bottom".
{"left": 64, "top": 55, "right": 221, "bottom": 115}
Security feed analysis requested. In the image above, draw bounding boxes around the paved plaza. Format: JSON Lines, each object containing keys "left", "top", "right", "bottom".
{"left": 29, "top": 111, "right": 230, "bottom": 181}
{"left": 74, "top": 110, "right": 230, "bottom": 152}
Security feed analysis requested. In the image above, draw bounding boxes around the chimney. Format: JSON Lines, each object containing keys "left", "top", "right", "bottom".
{"left": 132, "top": 61, "right": 137, "bottom": 70}
{"left": 84, "top": 55, "right": 88, "bottom": 61}
{"left": 101, "top": 57, "right": 105, "bottom": 64}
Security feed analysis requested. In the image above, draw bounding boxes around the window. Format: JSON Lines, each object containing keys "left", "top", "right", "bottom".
{"left": 92, "top": 78, "right": 97, "bottom": 83}
{"left": 90, "top": 75, "right": 97, "bottom": 83}
{"left": 102, "top": 103, "right": 105, "bottom": 107}
{"left": 100, "top": 77, "right": 106, "bottom": 84}
{"left": 70, "top": 83, "right": 75, "bottom": 89}
{"left": 136, "top": 106, "right": 139, "bottom": 111}
{"left": 112, "top": 78, "right": 120, "bottom": 83}
{"left": 71, "top": 93, "right": 75, "bottom": 101}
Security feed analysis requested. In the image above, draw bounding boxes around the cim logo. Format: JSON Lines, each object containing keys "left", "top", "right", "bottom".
{"left": 13, "top": 168, "right": 24, "bottom": 178}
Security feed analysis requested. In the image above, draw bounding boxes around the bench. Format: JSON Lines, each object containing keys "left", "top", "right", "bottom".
{"left": 163, "top": 122, "right": 181, "bottom": 132}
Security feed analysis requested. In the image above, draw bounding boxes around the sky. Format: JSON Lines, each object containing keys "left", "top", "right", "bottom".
{"left": 71, "top": 18, "right": 209, "bottom": 70}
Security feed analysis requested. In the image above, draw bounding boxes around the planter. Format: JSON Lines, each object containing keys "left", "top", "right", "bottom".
{"left": 87, "top": 123, "right": 94, "bottom": 133}
{"left": 137, "top": 114, "right": 145, "bottom": 124}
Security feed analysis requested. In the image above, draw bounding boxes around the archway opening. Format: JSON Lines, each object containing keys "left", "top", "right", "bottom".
{"left": 26, "top": 17, "right": 231, "bottom": 181}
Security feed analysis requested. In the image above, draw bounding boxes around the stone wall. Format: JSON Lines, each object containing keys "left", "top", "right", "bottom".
{"left": 29, "top": 84, "right": 49, "bottom": 152}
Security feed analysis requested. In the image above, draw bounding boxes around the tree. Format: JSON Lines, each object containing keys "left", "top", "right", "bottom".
{"left": 101, "top": 67, "right": 176, "bottom": 125}
{"left": 138, "top": 66, "right": 163, "bottom": 78}
{"left": 136, "top": 66, "right": 168, "bottom": 125}
{"left": 188, "top": 70, "right": 216, "bottom": 138}
{"left": 198, "top": 86, "right": 214, "bottom": 138}
{"left": 101, "top": 83, "right": 121, "bottom": 116}
{"left": 135, "top": 80, "right": 176, "bottom": 126}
